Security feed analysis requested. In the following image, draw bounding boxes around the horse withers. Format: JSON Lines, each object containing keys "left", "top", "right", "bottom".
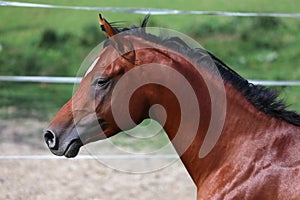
{"left": 44, "top": 15, "right": 300, "bottom": 199}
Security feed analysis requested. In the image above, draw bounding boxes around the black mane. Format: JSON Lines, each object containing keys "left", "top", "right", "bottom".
{"left": 109, "top": 16, "right": 300, "bottom": 126}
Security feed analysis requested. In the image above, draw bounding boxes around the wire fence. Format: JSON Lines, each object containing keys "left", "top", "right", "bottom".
{"left": 1, "top": 1, "right": 300, "bottom": 18}
{"left": 0, "top": 154, "right": 178, "bottom": 160}
{"left": 1, "top": 76, "right": 300, "bottom": 86}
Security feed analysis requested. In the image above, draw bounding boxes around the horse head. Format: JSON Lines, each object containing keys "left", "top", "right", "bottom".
{"left": 44, "top": 14, "right": 223, "bottom": 159}
{"left": 43, "top": 15, "right": 167, "bottom": 157}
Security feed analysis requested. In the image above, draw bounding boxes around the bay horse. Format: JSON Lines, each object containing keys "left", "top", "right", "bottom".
{"left": 44, "top": 15, "right": 300, "bottom": 199}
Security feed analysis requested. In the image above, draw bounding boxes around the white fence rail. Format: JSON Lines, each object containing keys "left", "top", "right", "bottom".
{"left": 0, "top": 76, "right": 81, "bottom": 84}
{"left": 1, "top": 1, "right": 300, "bottom": 18}
{"left": 0, "top": 154, "right": 178, "bottom": 160}
{"left": 0, "top": 76, "right": 300, "bottom": 86}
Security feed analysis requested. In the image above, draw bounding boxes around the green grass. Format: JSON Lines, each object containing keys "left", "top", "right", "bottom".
{"left": 1, "top": 0, "right": 300, "bottom": 120}
{"left": 0, "top": 82, "right": 73, "bottom": 120}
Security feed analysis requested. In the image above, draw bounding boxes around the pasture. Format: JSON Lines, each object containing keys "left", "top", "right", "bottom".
{"left": 0, "top": 0, "right": 300, "bottom": 199}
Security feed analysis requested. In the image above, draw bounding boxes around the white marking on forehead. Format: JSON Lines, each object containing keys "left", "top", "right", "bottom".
{"left": 84, "top": 57, "right": 100, "bottom": 77}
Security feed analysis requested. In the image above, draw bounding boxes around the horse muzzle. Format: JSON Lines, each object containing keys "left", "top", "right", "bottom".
{"left": 43, "top": 128, "right": 83, "bottom": 158}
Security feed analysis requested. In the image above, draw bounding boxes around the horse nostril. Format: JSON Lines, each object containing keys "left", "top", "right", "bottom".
{"left": 44, "top": 130, "right": 58, "bottom": 150}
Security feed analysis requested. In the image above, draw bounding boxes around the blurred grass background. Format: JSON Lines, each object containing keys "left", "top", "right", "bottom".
{"left": 1, "top": 0, "right": 300, "bottom": 120}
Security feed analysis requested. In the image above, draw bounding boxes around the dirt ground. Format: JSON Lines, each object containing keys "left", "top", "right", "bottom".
{"left": 0, "top": 119, "right": 196, "bottom": 200}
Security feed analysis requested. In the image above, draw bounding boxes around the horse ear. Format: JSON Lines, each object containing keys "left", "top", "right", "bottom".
{"left": 98, "top": 14, "right": 119, "bottom": 38}
{"left": 98, "top": 14, "right": 134, "bottom": 58}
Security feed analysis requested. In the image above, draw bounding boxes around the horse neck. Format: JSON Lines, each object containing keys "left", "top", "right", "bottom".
{"left": 142, "top": 60, "right": 291, "bottom": 185}
{"left": 136, "top": 46, "right": 296, "bottom": 184}
{"left": 182, "top": 82, "right": 297, "bottom": 186}
{"left": 138, "top": 47, "right": 223, "bottom": 181}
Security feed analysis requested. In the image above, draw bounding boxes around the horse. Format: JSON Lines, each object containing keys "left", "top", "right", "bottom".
{"left": 43, "top": 15, "right": 300, "bottom": 199}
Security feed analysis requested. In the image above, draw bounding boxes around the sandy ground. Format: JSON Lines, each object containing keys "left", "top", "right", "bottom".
{"left": 0, "top": 119, "right": 196, "bottom": 200}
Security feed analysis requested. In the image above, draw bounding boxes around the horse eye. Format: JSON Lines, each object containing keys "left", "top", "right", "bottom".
{"left": 94, "top": 78, "right": 110, "bottom": 88}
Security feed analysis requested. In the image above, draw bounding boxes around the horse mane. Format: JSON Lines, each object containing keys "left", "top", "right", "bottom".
{"left": 108, "top": 16, "right": 300, "bottom": 126}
